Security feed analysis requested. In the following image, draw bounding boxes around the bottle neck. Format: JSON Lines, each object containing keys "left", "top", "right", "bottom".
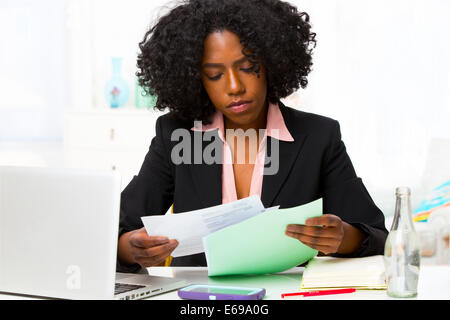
{"left": 391, "top": 194, "right": 414, "bottom": 231}
{"left": 111, "top": 57, "right": 122, "bottom": 75}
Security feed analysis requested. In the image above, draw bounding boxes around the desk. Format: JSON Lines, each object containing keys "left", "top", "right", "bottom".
{"left": 0, "top": 266, "right": 448, "bottom": 300}
{"left": 145, "top": 265, "right": 450, "bottom": 300}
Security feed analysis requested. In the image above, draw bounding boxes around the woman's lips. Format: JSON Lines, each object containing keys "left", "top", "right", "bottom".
{"left": 227, "top": 101, "right": 252, "bottom": 114}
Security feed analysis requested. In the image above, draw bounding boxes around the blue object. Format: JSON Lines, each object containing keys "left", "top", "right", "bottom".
{"left": 104, "top": 57, "right": 130, "bottom": 108}
{"left": 413, "top": 180, "right": 450, "bottom": 222}
{"left": 177, "top": 284, "right": 266, "bottom": 300}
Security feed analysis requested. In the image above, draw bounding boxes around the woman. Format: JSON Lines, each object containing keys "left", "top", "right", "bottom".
{"left": 117, "top": 0, "right": 387, "bottom": 272}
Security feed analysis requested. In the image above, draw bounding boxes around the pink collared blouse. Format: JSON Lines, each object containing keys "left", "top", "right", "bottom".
{"left": 191, "top": 102, "right": 294, "bottom": 204}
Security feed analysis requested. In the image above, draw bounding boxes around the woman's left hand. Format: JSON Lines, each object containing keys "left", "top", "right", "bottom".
{"left": 285, "top": 214, "right": 362, "bottom": 255}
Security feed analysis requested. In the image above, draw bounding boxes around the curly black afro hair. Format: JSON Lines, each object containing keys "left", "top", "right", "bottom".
{"left": 137, "top": 0, "right": 316, "bottom": 124}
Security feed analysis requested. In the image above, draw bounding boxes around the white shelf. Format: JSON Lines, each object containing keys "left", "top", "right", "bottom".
{"left": 63, "top": 109, "right": 163, "bottom": 190}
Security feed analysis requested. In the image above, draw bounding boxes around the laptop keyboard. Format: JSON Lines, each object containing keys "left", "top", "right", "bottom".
{"left": 115, "top": 283, "right": 146, "bottom": 295}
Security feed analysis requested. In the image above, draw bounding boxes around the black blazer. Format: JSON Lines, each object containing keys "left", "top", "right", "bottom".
{"left": 118, "top": 102, "right": 388, "bottom": 271}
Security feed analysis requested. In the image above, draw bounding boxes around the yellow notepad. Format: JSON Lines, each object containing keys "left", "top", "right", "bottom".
{"left": 300, "top": 255, "right": 387, "bottom": 290}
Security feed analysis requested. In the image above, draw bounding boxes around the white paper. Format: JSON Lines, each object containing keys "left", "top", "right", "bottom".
{"left": 301, "top": 255, "right": 387, "bottom": 289}
{"left": 141, "top": 195, "right": 267, "bottom": 257}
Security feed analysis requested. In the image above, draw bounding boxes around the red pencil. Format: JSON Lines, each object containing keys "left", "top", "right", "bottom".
{"left": 281, "top": 288, "right": 356, "bottom": 298}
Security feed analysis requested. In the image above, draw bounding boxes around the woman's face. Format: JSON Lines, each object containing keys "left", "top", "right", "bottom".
{"left": 201, "top": 30, "right": 268, "bottom": 130}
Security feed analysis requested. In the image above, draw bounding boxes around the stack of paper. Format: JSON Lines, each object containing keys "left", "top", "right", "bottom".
{"left": 300, "top": 255, "right": 386, "bottom": 290}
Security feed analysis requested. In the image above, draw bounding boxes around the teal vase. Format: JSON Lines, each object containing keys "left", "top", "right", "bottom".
{"left": 105, "top": 57, "right": 130, "bottom": 108}
{"left": 135, "top": 78, "right": 157, "bottom": 109}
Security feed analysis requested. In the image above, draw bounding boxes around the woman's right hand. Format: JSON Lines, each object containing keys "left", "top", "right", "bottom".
{"left": 118, "top": 227, "right": 179, "bottom": 268}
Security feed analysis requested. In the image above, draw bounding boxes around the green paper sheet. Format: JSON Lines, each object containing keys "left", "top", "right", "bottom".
{"left": 203, "top": 199, "right": 323, "bottom": 276}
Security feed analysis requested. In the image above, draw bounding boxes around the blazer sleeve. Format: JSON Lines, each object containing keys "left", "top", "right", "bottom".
{"left": 322, "top": 120, "right": 388, "bottom": 257}
{"left": 116, "top": 116, "right": 175, "bottom": 272}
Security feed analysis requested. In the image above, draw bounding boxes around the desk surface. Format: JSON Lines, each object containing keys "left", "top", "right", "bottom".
{"left": 144, "top": 265, "right": 450, "bottom": 300}
{"left": 0, "top": 265, "right": 449, "bottom": 300}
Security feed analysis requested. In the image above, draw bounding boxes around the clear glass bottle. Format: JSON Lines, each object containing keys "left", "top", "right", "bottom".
{"left": 384, "top": 187, "right": 421, "bottom": 298}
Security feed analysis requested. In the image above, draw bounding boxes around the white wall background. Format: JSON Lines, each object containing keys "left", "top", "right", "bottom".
{"left": 292, "top": 0, "right": 450, "bottom": 214}
{"left": 1, "top": 0, "right": 449, "bottom": 215}
{"left": 0, "top": 0, "right": 71, "bottom": 141}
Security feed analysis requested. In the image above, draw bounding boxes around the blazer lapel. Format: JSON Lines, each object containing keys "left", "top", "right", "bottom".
{"left": 188, "top": 129, "right": 223, "bottom": 209}
{"left": 261, "top": 104, "right": 308, "bottom": 208}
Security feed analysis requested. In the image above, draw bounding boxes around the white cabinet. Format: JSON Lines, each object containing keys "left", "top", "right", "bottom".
{"left": 63, "top": 109, "right": 164, "bottom": 190}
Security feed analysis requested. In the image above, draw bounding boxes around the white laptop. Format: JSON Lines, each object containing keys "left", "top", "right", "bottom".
{"left": 0, "top": 166, "right": 187, "bottom": 300}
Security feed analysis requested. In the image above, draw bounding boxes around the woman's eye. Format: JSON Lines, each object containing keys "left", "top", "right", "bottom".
{"left": 240, "top": 66, "right": 254, "bottom": 73}
{"left": 207, "top": 74, "right": 223, "bottom": 81}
